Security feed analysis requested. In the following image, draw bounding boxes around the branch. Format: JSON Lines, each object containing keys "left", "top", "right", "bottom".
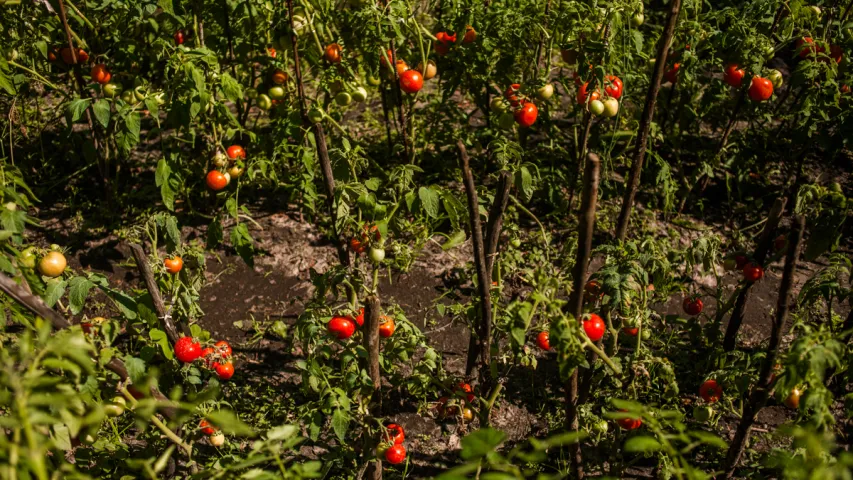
{"left": 129, "top": 243, "right": 181, "bottom": 345}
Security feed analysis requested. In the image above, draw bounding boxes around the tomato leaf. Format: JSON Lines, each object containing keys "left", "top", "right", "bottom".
{"left": 460, "top": 428, "right": 506, "bottom": 460}
{"left": 515, "top": 166, "right": 534, "bottom": 202}
{"left": 418, "top": 186, "right": 440, "bottom": 218}
{"left": 123, "top": 355, "right": 147, "bottom": 384}
{"left": 624, "top": 436, "right": 662, "bottom": 453}
{"left": 441, "top": 230, "right": 466, "bottom": 251}
{"left": 149, "top": 329, "right": 173, "bottom": 360}
{"left": 331, "top": 408, "right": 349, "bottom": 442}
{"left": 43, "top": 279, "right": 67, "bottom": 308}
{"left": 68, "top": 276, "right": 94, "bottom": 315}
{"left": 219, "top": 72, "right": 243, "bottom": 103}
{"left": 165, "top": 215, "right": 181, "bottom": 249}
{"left": 65, "top": 98, "right": 91, "bottom": 123}
{"left": 92, "top": 99, "right": 111, "bottom": 128}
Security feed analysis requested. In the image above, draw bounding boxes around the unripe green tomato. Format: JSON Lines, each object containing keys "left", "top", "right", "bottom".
{"left": 593, "top": 419, "right": 609, "bottom": 433}
{"left": 104, "top": 396, "right": 126, "bottom": 417}
{"left": 723, "top": 258, "right": 737, "bottom": 271}
{"left": 335, "top": 92, "right": 352, "bottom": 106}
{"left": 537, "top": 84, "right": 554, "bottom": 101}
{"left": 7, "top": 49, "right": 18, "bottom": 62}
{"left": 19, "top": 247, "right": 37, "bottom": 269}
{"left": 808, "top": 5, "right": 821, "bottom": 17}
{"left": 369, "top": 247, "right": 385, "bottom": 263}
{"left": 641, "top": 328, "right": 651, "bottom": 340}
{"left": 153, "top": 92, "right": 166, "bottom": 105}
{"left": 257, "top": 94, "right": 272, "bottom": 110}
{"left": 121, "top": 89, "right": 135, "bottom": 103}
{"left": 307, "top": 108, "right": 324, "bottom": 123}
{"left": 602, "top": 98, "right": 619, "bottom": 117}
{"left": 268, "top": 86, "right": 286, "bottom": 100}
{"left": 510, "top": 238, "right": 521, "bottom": 248}
{"left": 631, "top": 13, "right": 644, "bottom": 27}
{"left": 351, "top": 86, "right": 368, "bottom": 102}
{"left": 767, "top": 69, "right": 783, "bottom": 89}
{"left": 589, "top": 99, "right": 605, "bottom": 116}
{"left": 763, "top": 44, "right": 776, "bottom": 60}
{"left": 498, "top": 112, "right": 515, "bottom": 130}
{"left": 693, "top": 405, "right": 713, "bottom": 422}
{"left": 133, "top": 86, "right": 147, "bottom": 101}
{"left": 490, "top": 97, "right": 507, "bottom": 113}
{"left": 102, "top": 82, "right": 122, "bottom": 98}
{"left": 213, "top": 152, "right": 228, "bottom": 167}
{"left": 245, "top": 87, "right": 258, "bottom": 99}
{"left": 5, "top": 201, "right": 16, "bottom": 211}
{"left": 367, "top": 75, "right": 381, "bottom": 86}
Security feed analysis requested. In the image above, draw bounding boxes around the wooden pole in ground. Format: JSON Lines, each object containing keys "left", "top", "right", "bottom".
{"left": 566, "top": 152, "right": 601, "bottom": 480}
{"left": 723, "top": 197, "right": 787, "bottom": 351}
{"left": 722, "top": 215, "right": 804, "bottom": 478}
{"left": 129, "top": 243, "right": 182, "bottom": 344}
{"left": 614, "top": 0, "right": 681, "bottom": 240}
{"left": 363, "top": 294, "right": 382, "bottom": 480}
{"left": 484, "top": 171, "right": 512, "bottom": 275}
{"left": 457, "top": 141, "right": 492, "bottom": 388}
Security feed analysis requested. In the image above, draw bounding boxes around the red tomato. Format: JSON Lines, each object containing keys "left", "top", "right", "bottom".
{"left": 164, "top": 256, "right": 183, "bottom": 274}
{"left": 349, "top": 225, "right": 380, "bottom": 253}
{"left": 796, "top": 37, "right": 823, "bottom": 58}
{"left": 90, "top": 64, "right": 111, "bottom": 85}
{"left": 435, "top": 31, "right": 457, "bottom": 45}
{"left": 842, "top": 85, "right": 851, "bottom": 94}
{"left": 175, "top": 337, "right": 202, "bottom": 363}
{"left": 214, "top": 361, "right": 234, "bottom": 380}
{"left": 60, "top": 47, "right": 88, "bottom": 64}
{"left": 353, "top": 308, "right": 365, "bottom": 327}
{"left": 617, "top": 412, "right": 642, "bottom": 430}
{"left": 324, "top": 43, "right": 342, "bottom": 63}
{"left": 215, "top": 340, "right": 232, "bottom": 357}
{"left": 514, "top": 102, "right": 538, "bottom": 128}
{"left": 456, "top": 382, "right": 475, "bottom": 403}
{"left": 623, "top": 327, "right": 639, "bottom": 336}
{"left": 271, "top": 70, "right": 288, "bottom": 84}
{"left": 664, "top": 63, "right": 680, "bottom": 84}
{"left": 536, "top": 331, "right": 550, "bottom": 351}
{"left": 743, "top": 263, "right": 765, "bottom": 282}
{"left": 201, "top": 347, "right": 215, "bottom": 366}
{"left": 174, "top": 30, "right": 185, "bottom": 45}
{"left": 379, "top": 316, "right": 396, "bottom": 338}
{"left": 577, "top": 82, "right": 600, "bottom": 104}
{"left": 748, "top": 77, "right": 773, "bottom": 102}
{"left": 829, "top": 44, "right": 843, "bottom": 64}
{"left": 226, "top": 145, "right": 246, "bottom": 160}
{"left": 399, "top": 69, "right": 423, "bottom": 94}
{"left": 504, "top": 83, "right": 522, "bottom": 107}
{"left": 723, "top": 64, "right": 745, "bottom": 88}
{"left": 583, "top": 314, "right": 606, "bottom": 342}
{"left": 328, "top": 316, "right": 355, "bottom": 339}
{"left": 206, "top": 171, "right": 228, "bottom": 191}
{"left": 379, "top": 48, "right": 394, "bottom": 67}
{"left": 683, "top": 297, "right": 703, "bottom": 316}
{"left": 604, "top": 75, "right": 623, "bottom": 99}
{"left": 384, "top": 444, "right": 406, "bottom": 465}
{"left": 199, "top": 419, "right": 216, "bottom": 435}
{"left": 584, "top": 280, "right": 604, "bottom": 300}
{"left": 267, "top": 47, "right": 277, "bottom": 58}
{"left": 463, "top": 25, "right": 477, "bottom": 44}
{"left": 386, "top": 424, "right": 405, "bottom": 445}
{"left": 699, "top": 379, "right": 723, "bottom": 403}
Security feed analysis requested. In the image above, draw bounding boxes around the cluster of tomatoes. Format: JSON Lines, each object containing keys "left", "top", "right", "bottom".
{"left": 377, "top": 47, "right": 431, "bottom": 95}
{"left": 535, "top": 312, "right": 606, "bottom": 352}
{"left": 722, "top": 253, "right": 766, "bottom": 283}
{"left": 379, "top": 423, "right": 407, "bottom": 466}
{"left": 434, "top": 26, "right": 477, "bottom": 57}
{"left": 722, "top": 63, "right": 781, "bottom": 102}
{"left": 327, "top": 307, "right": 397, "bottom": 340}
{"left": 198, "top": 419, "right": 226, "bottom": 447}
{"left": 576, "top": 74, "right": 623, "bottom": 118}
{"left": 434, "top": 382, "right": 476, "bottom": 423}
{"left": 206, "top": 145, "right": 246, "bottom": 191}
{"left": 349, "top": 224, "right": 385, "bottom": 263}
{"left": 174, "top": 337, "right": 235, "bottom": 380}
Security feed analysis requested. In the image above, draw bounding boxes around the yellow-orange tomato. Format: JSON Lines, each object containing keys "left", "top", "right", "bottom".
{"left": 164, "top": 256, "right": 183, "bottom": 274}
{"left": 271, "top": 69, "right": 288, "bottom": 84}
{"left": 38, "top": 251, "right": 67, "bottom": 277}
{"left": 324, "top": 43, "right": 342, "bottom": 63}
{"left": 379, "top": 316, "right": 396, "bottom": 338}
{"left": 463, "top": 26, "right": 477, "bottom": 44}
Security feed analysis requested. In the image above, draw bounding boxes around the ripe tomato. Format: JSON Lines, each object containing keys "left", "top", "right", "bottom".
{"left": 577, "top": 82, "right": 600, "bottom": 104}
{"left": 38, "top": 251, "right": 67, "bottom": 277}
{"left": 385, "top": 424, "right": 405, "bottom": 445}
{"left": 622, "top": 327, "right": 639, "bottom": 336}
{"left": 206, "top": 171, "right": 228, "bottom": 191}
{"left": 104, "top": 396, "right": 126, "bottom": 417}
{"left": 828, "top": 44, "right": 843, "bottom": 64}
{"left": 664, "top": 63, "right": 680, "bottom": 84}
{"left": 379, "top": 48, "right": 394, "bottom": 67}
{"left": 214, "top": 361, "right": 235, "bottom": 380}
{"left": 226, "top": 145, "right": 246, "bottom": 160}
{"left": 617, "top": 415, "right": 642, "bottom": 430}
{"left": 272, "top": 69, "right": 288, "bottom": 84}
{"left": 324, "top": 43, "right": 342, "bottom": 63}
{"left": 18, "top": 247, "right": 37, "bottom": 269}
{"left": 174, "top": 30, "right": 185, "bottom": 45}
{"left": 350, "top": 237, "right": 367, "bottom": 253}
{"left": 723, "top": 64, "right": 745, "bottom": 88}
{"left": 461, "top": 407, "right": 474, "bottom": 422}
{"left": 384, "top": 444, "right": 406, "bottom": 465}
{"left": 699, "top": 379, "right": 723, "bottom": 403}
{"left": 514, "top": 102, "right": 538, "bottom": 128}
{"left": 742, "top": 263, "right": 765, "bottom": 282}
{"left": 604, "top": 75, "right": 623, "bottom": 99}
{"left": 209, "top": 432, "right": 226, "bottom": 447}
{"left": 399, "top": 69, "right": 423, "bottom": 94}
{"left": 693, "top": 405, "right": 713, "bottom": 422}
{"left": 583, "top": 313, "right": 606, "bottom": 342}
{"left": 435, "top": 31, "right": 457, "bottom": 45}
{"left": 164, "top": 256, "right": 183, "bottom": 274}
{"left": 504, "top": 83, "right": 522, "bottom": 107}
{"left": 175, "top": 336, "right": 202, "bottom": 363}
{"left": 90, "top": 64, "right": 111, "bottom": 85}
{"left": 463, "top": 25, "right": 477, "bottom": 44}
{"left": 784, "top": 388, "right": 801, "bottom": 409}
{"left": 748, "top": 77, "right": 773, "bottom": 102}
{"left": 795, "top": 37, "right": 823, "bottom": 58}
{"left": 536, "top": 331, "right": 550, "bottom": 350}
{"left": 379, "top": 316, "right": 396, "bottom": 338}
{"left": 60, "top": 47, "right": 88, "bottom": 64}
{"left": 215, "top": 340, "right": 232, "bottom": 357}
{"left": 328, "top": 316, "right": 356, "bottom": 339}
{"left": 353, "top": 308, "right": 365, "bottom": 327}
{"left": 682, "top": 297, "right": 703, "bottom": 316}
{"left": 842, "top": 85, "right": 851, "bottom": 94}
{"left": 199, "top": 419, "right": 216, "bottom": 435}
{"left": 201, "top": 347, "right": 215, "bottom": 366}
{"left": 394, "top": 60, "right": 409, "bottom": 77}
{"left": 267, "top": 47, "right": 277, "bottom": 57}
